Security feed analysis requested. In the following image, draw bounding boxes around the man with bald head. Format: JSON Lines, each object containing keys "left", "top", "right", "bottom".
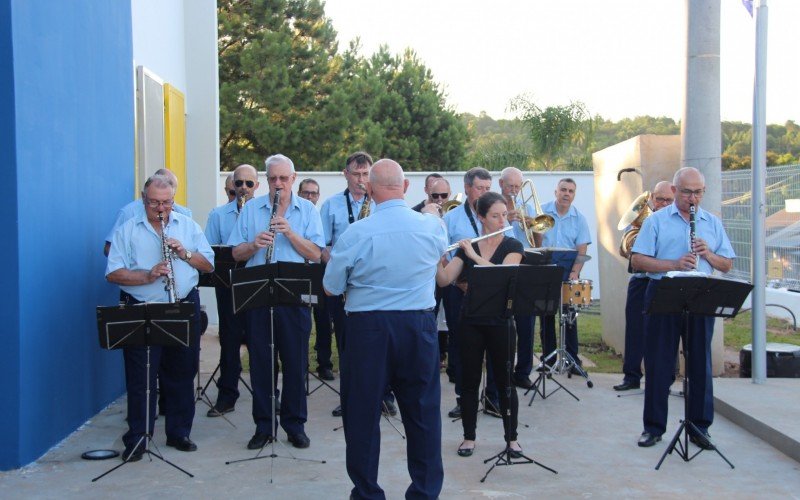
{"left": 631, "top": 167, "right": 734, "bottom": 449}
{"left": 613, "top": 181, "right": 673, "bottom": 392}
{"left": 324, "top": 159, "right": 447, "bottom": 500}
{"left": 204, "top": 164, "right": 260, "bottom": 416}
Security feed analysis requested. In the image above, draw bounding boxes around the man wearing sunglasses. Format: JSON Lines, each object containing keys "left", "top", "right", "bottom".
{"left": 229, "top": 154, "right": 325, "bottom": 451}
{"left": 103, "top": 168, "right": 193, "bottom": 256}
{"left": 204, "top": 164, "right": 260, "bottom": 418}
{"left": 411, "top": 173, "right": 444, "bottom": 212}
{"left": 631, "top": 167, "right": 734, "bottom": 450}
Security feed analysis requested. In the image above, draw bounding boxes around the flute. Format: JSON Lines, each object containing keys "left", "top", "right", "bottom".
{"left": 445, "top": 226, "right": 513, "bottom": 252}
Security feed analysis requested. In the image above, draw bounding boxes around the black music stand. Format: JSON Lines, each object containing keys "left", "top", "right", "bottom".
{"left": 463, "top": 264, "right": 560, "bottom": 482}
{"left": 225, "top": 262, "right": 326, "bottom": 481}
{"left": 197, "top": 246, "right": 248, "bottom": 427}
{"left": 92, "top": 302, "right": 195, "bottom": 482}
{"left": 648, "top": 274, "right": 752, "bottom": 470}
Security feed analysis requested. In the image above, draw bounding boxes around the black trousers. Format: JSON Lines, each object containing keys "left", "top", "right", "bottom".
{"left": 459, "top": 321, "right": 518, "bottom": 442}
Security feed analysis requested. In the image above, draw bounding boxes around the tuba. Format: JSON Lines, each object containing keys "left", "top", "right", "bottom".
{"left": 618, "top": 191, "right": 652, "bottom": 258}
{"left": 357, "top": 183, "right": 371, "bottom": 219}
{"left": 510, "top": 179, "right": 555, "bottom": 247}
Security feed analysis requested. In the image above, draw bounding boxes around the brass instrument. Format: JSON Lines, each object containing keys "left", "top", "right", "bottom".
{"left": 511, "top": 180, "right": 554, "bottom": 247}
{"left": 357, "top": 183, "right": 371, "bottom": 219}
{"left": 618, "top": 191, "right": 652, "bottom": 258}
{"left": 441, "top": 193, "right": 464, "bottom": 214}
{"left": 158, "top": 212, "right": 177, "bottom": 303}
{"left": 237, "top": 193, "right": 247, "bottom": 212}
{"left": 265, "top": 189, "right": 281, "bottom": 263}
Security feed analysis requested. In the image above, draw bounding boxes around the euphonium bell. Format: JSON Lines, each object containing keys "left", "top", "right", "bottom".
{"left": 618, "top": 191, "right": 652, "bottom": 258}
{"left": 441, "top": 193, "right": 464, "bottom": 213}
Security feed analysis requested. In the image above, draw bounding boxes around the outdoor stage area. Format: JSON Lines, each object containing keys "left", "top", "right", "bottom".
{"left": 2, "top": 328, "right": 798, "bottom": 498}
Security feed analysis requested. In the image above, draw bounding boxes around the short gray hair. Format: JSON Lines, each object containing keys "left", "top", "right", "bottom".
{"left": 143, "top": 174, "right": 176, "bottom": 195}
{"left": 265, "top": 154, "right": 295, "bottom": 175}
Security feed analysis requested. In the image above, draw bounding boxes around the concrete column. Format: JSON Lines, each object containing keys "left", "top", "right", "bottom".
{"left": 682, "top": 0, "right": 724, "bottom": 375}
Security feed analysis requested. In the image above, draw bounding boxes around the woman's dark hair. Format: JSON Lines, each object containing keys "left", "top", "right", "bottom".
{"left": 475, "top": 191, "right": 506, "bottom": 217}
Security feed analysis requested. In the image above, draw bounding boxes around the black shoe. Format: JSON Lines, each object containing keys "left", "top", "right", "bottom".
{"left": 318, "top": 368, "right": 335, "bottom": 381}
{"left": 288, "top": 432, "right": 311, "bottom": 449}
{"left": 121, "top": 444, "right": 144, "bottom": 462}
{"left": 332, "top": 404, "right": 343, "bottom": 417}
{"left": 381, "top": 400, "right": 397, "bottom": 416}
{"left": 447, "top": 404, "right": 462, "bottom": 418}
{"left": 506, "top": 444, "right": 523, "bottom": 459}
{"left": 613, "top": 381, "right": 640, "bottom": 391}
{"left": 457, "top": 443, "right": 475, "bottom": 457}
{"left": 638, "top": 432, "right": 662, "bottom": 447}
{"left": 166, "top": 436, "right": 197, "bottom": 452}
{"left": 689, "top": 432, "right": 716, "bottom": 450}
{"left": 513, "top": 376, "right": 533, "bottom": 389}
{"left": 207, "top": 402, "right": 235, "bottom": 417}
{"left": 247, "top": 432, "right": 274, "bottom": 450}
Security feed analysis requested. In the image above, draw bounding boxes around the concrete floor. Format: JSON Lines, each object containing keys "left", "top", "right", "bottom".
{"left": 1, "top": 330, "right": 799, "bottom": 499}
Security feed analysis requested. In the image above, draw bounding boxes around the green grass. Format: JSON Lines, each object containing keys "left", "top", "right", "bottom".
{"left": 723, "top": 310, "right": 800, "bottom": 350}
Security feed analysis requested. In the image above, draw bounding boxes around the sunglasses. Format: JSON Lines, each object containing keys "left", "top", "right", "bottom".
{"left": 234, "top": 180, "right": 255, "bottom": 188}
{"left": 431, "top": 193, "right": 449, "bottom": 199}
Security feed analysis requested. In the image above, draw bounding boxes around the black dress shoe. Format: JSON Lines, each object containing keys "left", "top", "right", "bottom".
{"left": 247, "top": 432, "right": 274, "bottom": 450}
{"left": 513, "top": 376, "right": 533, "bottom": 389}
{"left": 332, "top": 404, "right": 343, "bottom": 417}
{"left": 447, "top": 404, "right": 461, "bottom": 418}
{"left": 613, "top": 381, "right": 640, "bottom": 391}
{"left": 506, "top": 445, "right": 523, "bottom": 459}
{"left": 637, "top": 432, "right": 662, "bottom": 447}
{"left": 121, "top": 445, "right": 144, "bottom": 462}
{"left": 207, "top": 402, "right": 235, "bottom": 417}
{"left": 689, "top": 432, "right": 716, "bottom": 450}
{"left": 318, "top": 368, "right": 335, "bottom": 381}
{"left": 288, "top": 432, "right": 311, "bottom": 449}
{"left": 166, "top": 436, "right": 197, "bottom": 452}
{"left": 381, "top": 400, "right": 398, "bottom": 416}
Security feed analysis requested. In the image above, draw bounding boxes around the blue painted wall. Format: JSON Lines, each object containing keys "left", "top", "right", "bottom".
{"left": 0, "top": 0, "right": 134, "bottom": 469}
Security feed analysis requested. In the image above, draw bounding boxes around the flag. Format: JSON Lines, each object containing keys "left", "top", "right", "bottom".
{"left": 742, "top": 0, "right": 753, "bottom": 17}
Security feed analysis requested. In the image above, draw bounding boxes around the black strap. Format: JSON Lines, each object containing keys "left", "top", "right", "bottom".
{"left": 464, "top": 202, "right": 479, "bottom": 237}
{"left": 344, "top": 188, "right": 355, "bottom": 224}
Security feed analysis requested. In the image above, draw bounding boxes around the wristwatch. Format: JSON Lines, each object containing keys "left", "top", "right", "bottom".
{"left": 182, "top": 250, "right": 192, "bottom": 262}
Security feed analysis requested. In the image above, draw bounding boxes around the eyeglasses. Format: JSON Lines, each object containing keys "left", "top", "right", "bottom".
{"left": 654, "top": 197, "right": 674, "bottom": 204}
{"left": 678, "top": 188, "right": 705, "bottom": 197}
{"left": 234, "top": 179, "right": 255, "bottom": 188}
{"left": 431, "top": 193, "right": 449, "bottom": 199}
{"left": 300, "top": 190, "right": 319, "bottom": 197}
{"left": 268, "top": 175, "right": 292, "bottom": 184}
{"left": 146, "top": 198, "right": 174, "bottom": 208}
{"left": 227, "top": 189, "right": 236, "bottom": 196}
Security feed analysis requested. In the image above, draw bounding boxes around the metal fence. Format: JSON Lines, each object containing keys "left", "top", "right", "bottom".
{"left": 721, "top": 164, "right": 800, "bottom": 288}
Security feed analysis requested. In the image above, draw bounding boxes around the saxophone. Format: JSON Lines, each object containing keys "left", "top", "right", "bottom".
{"left": 238, "top": 193, "right": 247, "bottom": 213}
{"left": 158, "top": 212, "right": 178, "bottom": 303}
{"left": 357, "top": 183, "right": 371, "bottom": 219}
{"left": 265, "top": 189, "right": 281, "bottom": 263}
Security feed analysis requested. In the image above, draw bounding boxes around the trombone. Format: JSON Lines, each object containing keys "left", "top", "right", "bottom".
{"left": 509, "top": 179, "right": 554, "bottom": 247}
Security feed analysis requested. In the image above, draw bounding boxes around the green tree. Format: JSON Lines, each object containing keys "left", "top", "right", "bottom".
{"left": 509, "top": 95, "right": 592, "bottom": 171}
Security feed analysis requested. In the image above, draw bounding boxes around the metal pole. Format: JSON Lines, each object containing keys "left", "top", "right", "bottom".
{"left": 751, "top": 0, "right": 768, "bottom": 384}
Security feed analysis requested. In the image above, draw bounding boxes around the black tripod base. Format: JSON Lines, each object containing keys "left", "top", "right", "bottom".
{"left": 91, "top": 438, "right": 194, "bottom": 482}
{"left": 655, "top": 419, "right": 734, "bottom": 470}
{"left": 526, "top": 367, "right": 579, "bottom": 404}
{"left": 480, "top": 448, "right": 557, "bottom": 482}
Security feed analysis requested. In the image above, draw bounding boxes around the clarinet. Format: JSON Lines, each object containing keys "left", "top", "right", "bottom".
{"left": 265, "top": 189, "right": 281, "bottom": 264}
{"left": 689, "top": 203, "right": 697, "bottom": 269}
{"left": 158, "top": 212, "right": 178, "bottom": 303}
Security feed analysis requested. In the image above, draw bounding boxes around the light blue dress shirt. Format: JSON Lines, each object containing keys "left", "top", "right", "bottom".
{"left": 227, "top": 191, "right": 324, "bottom": 266}
{"left": 540, "top": 200, "right": 592, "bottom": 249}
{"left": 443, "top": 201, "right": 482, "bottom": 259}
{"left": 205, "top": 200, "right": 240, "bottom": 245}
{"left": 106, "top": 211, "right": 214, "bottom": 302}
{"left": 631, "top": 203, "right": 735, "bottom": 280}
{"left": 319, "top": 189, "right": 375, "bottom": 247}
{"left": 323, "top": 199, "right": 448, "bottom": 312}
{"left": 106, "top": 199, "right": 192, "bottom": 243}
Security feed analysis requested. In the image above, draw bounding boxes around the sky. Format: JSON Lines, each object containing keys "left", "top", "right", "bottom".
{"left": 323, "top": 0, "right": 799, "bottom": 124}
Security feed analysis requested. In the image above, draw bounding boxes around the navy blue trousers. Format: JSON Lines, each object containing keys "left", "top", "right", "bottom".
{"left": 342, "top": 310, "right": 443, "bottom": 500}
{"left": 642, "top": 281, "right": 715, "bottom": 437}
{"left": 214, "top": 286, "right": 246, "bottom": 406}
{"left": 122, "top": 289, "right": 200, "bottom": 449}
{"left": 313, "top": 296, "right": 334, "bottom": 371}
{"left": 540, "top": 309, "right": 579, "bottom": 364}
{"left": 442, "top": 285, "right": 498, "bottom": 405}
{"left": 512, "top": 314, "right": 535, "bottom": 379}
{"left": 622, "top": 277, "right": 648, "bottom": 384}
{"left": 246, "top": 306, "right": 310, "bottom": 436}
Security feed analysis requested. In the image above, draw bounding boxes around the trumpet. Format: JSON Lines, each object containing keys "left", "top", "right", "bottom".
{"left": 510, "top": 179, "right": 554, "bottom": 247}
{"left": 357, "top": 183, "right": 371, "bottom": 219}
{"left": 157, "top": 212, "right": 177, "bottom": 303}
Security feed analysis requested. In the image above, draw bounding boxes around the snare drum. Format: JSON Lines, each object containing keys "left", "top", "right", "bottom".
{"left": 561, "top": 280, "right": 593, "bottom": 308}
